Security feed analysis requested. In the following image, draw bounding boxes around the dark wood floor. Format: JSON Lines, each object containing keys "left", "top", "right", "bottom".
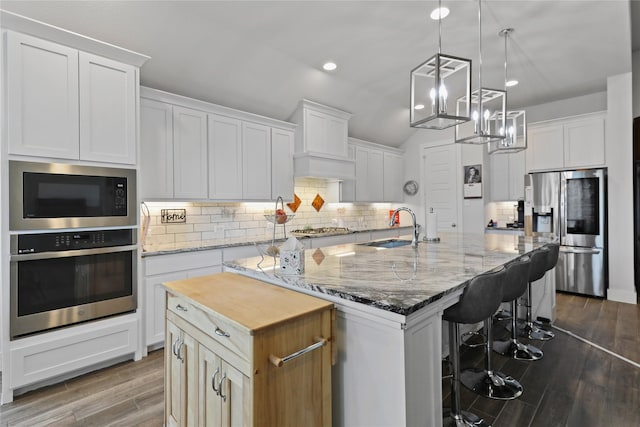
{"left": 444, "top": 292, "right": 640, "bottom": 427}
{"left": 1, "top": 292, "right": 638, "bottom": 426}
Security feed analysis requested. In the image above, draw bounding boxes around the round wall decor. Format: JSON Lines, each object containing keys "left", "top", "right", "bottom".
{"left": 403, "top": 180, "right": 419, "bottom": 196}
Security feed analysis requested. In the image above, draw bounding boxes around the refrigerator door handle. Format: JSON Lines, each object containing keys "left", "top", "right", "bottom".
{"left": 559, "top": 246, "right": 601, "bottom": 255}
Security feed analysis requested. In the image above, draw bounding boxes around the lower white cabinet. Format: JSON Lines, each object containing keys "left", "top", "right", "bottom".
{"left": 143, "top": 250, "right": 222, "bottom": 348}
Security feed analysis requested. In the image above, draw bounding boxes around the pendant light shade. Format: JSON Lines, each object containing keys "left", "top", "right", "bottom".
{"left": 454, "top": 0, "right": 506, "bottom": 145}
{"left": 488, "top": 28, "right": 527, "bottom": 153}
{"left": 410, "top": 1, "right": 472, "bottom": 130}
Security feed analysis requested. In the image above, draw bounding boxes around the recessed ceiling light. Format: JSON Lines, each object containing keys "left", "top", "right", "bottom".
{"left": 414, "top": 104, "right": 425, "bottom": 110}
{"left": 430, "top": 7, "right": 450, "bottom": 20}
{"left": 323, "top": 61, "right": 337, "bottom": 71}
{"left": 506, "top": 79, "right": 519, "bottom": 87}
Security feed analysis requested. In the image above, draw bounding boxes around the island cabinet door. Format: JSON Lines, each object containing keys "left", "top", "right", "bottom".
{"left": 199, "top": 344, "right": 249, "bottom": 427}
{"left": 166, "top": 320, "right": 197, "bottom": 427}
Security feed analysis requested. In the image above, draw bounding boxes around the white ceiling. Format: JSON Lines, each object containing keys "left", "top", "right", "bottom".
{"left": 1, "top": 0, "right": 635, "bottom": 147}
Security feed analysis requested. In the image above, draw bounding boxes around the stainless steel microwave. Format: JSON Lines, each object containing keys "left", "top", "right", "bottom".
{"left": 9, "top": 160, "right": 137, "bottom": 230}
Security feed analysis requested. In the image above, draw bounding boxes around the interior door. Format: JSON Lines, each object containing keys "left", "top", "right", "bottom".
{"left": 423, "top": 144, "right": 462, "bottom": 233}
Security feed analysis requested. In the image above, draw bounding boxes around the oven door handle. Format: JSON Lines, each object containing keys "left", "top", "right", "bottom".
{"left": 10, "top": 244, "right": 138, "bottom": 261}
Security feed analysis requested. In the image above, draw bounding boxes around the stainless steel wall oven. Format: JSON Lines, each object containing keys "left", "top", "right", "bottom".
{"left": 10, "top": 229, "right": 137, "bottom": 339}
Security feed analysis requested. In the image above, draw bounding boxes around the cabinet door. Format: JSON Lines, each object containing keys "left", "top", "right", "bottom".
{"left": 166, "top": 321, "right": 197, "bottom": 427}
{"left": 304, "top": 109, "right": 327, "bottom": 154}
{"left": 326, "top": 115, "right": 349, "bottom": 158}
{"left": 367, "top": 150, "right": 384, "bottom": 201}
{"left": 242, "top": 122, "right": 271, "bottom": 200}
{"left": 271, "top": 128, "right": 295, "bottom": 200}
{"left": 383, "top": 152, "right": 404, "bottom": 202}
{"left": 140, "top": 99, "right": 174, "bottom": 198}
{"left": 145, "top": 272, "right": 186, "bottom": 347}
{"left": 173, "top": 106, "right": 208, "bottom": 199}
{"left": 489, "top": 153, "right": 510, "bottom": 201}
{"left": 208, "top": 114, "right": 242, "bottom": 199}
{"left": 79, "top": 52, "right": 136, "bottom": 164}
{"left": 340, "top": 144, "right": 357, "bottom": 202}
{"left": 199, "top": 345, "right": 223, "bottom": 427}
{"left": 527, "top": 124, "right": 564, "bottom": 171}
{"left": 354, "top": 147, "right": 369, "bottom": 201}
{"left": 220, "top": 361, "right": 247, "bottom": 427}
{"left": 6, "top": 31, "right": 79, "bottom": 159}
{"left": 508, "top": 150, "right": 526, "bottom": 200}
{"left": 563, "top": 117, "right": 605, "bottom": 168}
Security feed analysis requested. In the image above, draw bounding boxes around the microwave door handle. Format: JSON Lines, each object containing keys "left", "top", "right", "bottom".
{"left": 10, "top": 244, "right": 138, "bottom": 261}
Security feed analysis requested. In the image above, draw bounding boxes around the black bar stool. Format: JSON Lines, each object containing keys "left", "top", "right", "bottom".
{"left": 493, "top": 255, "right": 544, "bottom": 361}
{"left": 522, "top": 245, "right": 555, "bottom": 341}
{"left": 460, "top": 262, "right": 525, "bottom": 400}
{"left": 443, "top": 267, "right": 507, "bottom": 427}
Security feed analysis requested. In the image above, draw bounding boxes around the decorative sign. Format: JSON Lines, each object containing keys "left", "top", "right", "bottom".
{"left": 463, "top": 164, "right": 482, "bottom": 199}
{"left": 161, "top": 209, "right": 187, "bottom": 224}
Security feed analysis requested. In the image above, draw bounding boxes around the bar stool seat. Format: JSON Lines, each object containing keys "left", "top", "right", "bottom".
{"left": 493, "top": 255, "right": 544, "bottom": 361}
{"left": 443, "top": 267, "right": 518, "bottom": 426}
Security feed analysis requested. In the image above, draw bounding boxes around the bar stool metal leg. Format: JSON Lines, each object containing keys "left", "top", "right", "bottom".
{"left": 461, "top": 317, "right": 523, "bottom": 400}
{"left": 493, "top": 299, "right": 543, "bottom": 361}
{"left": 443, "top": 322, "right": 490, "bottom": 427}
{"left": 521, "top": 282, "right": 555, "bottom": 341}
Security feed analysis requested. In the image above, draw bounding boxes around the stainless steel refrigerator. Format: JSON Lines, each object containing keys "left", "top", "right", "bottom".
{"left": 524, "top": 168, "right": 608, "bottom": 297}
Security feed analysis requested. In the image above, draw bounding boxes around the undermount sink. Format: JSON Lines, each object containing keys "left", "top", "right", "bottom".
{"left": 360, "top": 239, "right": 413, "bottom": 248}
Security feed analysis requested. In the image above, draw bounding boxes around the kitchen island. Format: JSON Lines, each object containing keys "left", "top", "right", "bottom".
{"left": 224, "top": 232, "right": 552, "bottom": 427}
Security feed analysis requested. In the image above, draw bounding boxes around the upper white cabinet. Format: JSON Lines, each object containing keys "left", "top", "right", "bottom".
{"left": 489, "top": 150, "right": 526, "bottom": 201}
{"left": 140, "top": 87, "right": 295, "bottom": 201}
{"left": 355, "top": 145, "right": 383, "bottom": 202}
{"left": 6, "top": 31, "right": 137, "bottom": 164}
{"left": 383, "top": 151, "right": 404, "bottom": 202}
{"left": 291, "top": 99, "right": 355, "bottom": 180}
{"left": 173, "top": 106, "right": 208, "bottom": 199}
{"left": 140, "top": 99, "right": 174, "bottom": 198}
{"left": 526, "top": 112, "right": 605, "bottom": 172}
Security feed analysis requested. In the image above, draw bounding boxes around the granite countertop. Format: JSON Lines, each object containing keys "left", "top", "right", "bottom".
{"left": 142, "top": 226, "right": 412, "bottom": 257}
{"left": 224, "top": 232, "right": 550, "bottom": 317}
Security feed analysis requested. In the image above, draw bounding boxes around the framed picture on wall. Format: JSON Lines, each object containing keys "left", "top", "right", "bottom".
{"left": 463, "top": 164, "right": 482, "bottom": 199}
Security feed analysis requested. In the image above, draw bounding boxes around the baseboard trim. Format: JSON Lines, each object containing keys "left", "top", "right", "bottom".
{"left": 607, "top": 288, "right": 638, "bottom": 305}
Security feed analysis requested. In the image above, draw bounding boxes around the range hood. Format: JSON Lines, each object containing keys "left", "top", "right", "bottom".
{"left": 293, "top": 152, "right": 355, "bottom": 181}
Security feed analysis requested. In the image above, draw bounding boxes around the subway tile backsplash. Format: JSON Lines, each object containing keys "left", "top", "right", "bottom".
{"left": 141, "top": 178, "right": 394, "bottom": 252}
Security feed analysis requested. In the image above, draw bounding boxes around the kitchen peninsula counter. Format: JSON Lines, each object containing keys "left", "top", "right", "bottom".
{"left": 223, "top": 232, "right": 552, "bottom": 427}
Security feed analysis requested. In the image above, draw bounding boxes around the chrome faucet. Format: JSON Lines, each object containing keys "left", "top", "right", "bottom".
{"left": 389, "top": 207, "right": 420, "bottom": 248}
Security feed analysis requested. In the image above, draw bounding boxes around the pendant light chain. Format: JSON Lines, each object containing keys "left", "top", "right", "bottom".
{"left": 477, "top": 0, "right": 483, "bottom": 134}
{"left": 437, "top": 0, "right": 442, "bottom": 55}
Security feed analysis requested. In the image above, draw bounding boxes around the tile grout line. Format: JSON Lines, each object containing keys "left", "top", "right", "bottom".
{"left": 552, "top": 324, "right": 640, "bottom": 369}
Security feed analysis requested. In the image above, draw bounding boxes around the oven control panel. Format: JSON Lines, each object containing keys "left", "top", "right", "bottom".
{"left": 14, "top": 229, "right": 134, "bottom": 254}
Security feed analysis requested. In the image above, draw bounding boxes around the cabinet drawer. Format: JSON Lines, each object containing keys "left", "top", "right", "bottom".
{"left": 167, "top": 292, "right": 250, "bottom": 361}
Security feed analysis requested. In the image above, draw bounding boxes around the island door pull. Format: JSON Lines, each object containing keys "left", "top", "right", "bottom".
{"left": 211, "top": 367, "right": 220, "bottom": 395}
{"left": 218, "top": 373, "right": 227, "bottom": 402}
{"left": 214, "top": 327, "right": 230, "bottom": 338}
{"left": 269, "top": 336, "right": 327, "bottom": 367}
{"left": 176, "top": 304, "right": 188, "bottom": 312}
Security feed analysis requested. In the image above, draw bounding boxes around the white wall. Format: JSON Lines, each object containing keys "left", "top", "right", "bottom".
{"left": 606, "top": 72, "right": 637, "bottom": 304}
{"left": 633, "top": 50, "right": 640, "bottom": 117}
{"left": 527, "top": 91, "right": 607, "bottom": 124}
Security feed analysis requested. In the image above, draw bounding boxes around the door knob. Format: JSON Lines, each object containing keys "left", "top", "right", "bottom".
{"left": 451, "top": 223, "right": 457, "bottom": 228}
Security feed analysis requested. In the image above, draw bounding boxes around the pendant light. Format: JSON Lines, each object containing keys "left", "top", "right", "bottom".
{"left": 454, "top": 0, "right": 506, "bottom": 144}
{"left": 410, "top": 0, "right": 472, "bottom": 130}
{"left": 488, "top": 28, "right": 527, "bottom": 154}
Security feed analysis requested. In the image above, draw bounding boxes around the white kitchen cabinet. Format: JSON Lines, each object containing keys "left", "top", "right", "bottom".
{"left": 489, "top": 150, "right": 526, "bottom": 201}
{"left": 242, "top": 122, "right": 272, "bottom": 200}
{"left": 526, "top": 112, "right": 605, "bottom": 172}
{"left": 6, "top": 31, "right": 137, "bottom": 164}
{"left": 355, "top": 146, "right": 383, "bottom": 202}
{"left": 173, "top": 106, "right": 208, "bottom": 199}
{"left": 271, "top": 128, "right": 295, "bottom": 199}
{"left": 165, "top": 319, "right": 198, "bottom": 427}
{"left": 296, "top": 100, "right": 350, "bottom": 158}
{"left": 208, "top": 114, "right": 243, "bottom": 200}
{"left": 6, "top": 31, "right": 79, "bottom": 159}
{"left": 142, "top": 249, "right": 222, "bottom": 349}
{"left": 79, "top": 52, "right": 136, "bottom": 164}
{"left": 383, "top": 152, "right": 404, "bottom": 202}
{"left": 140, "top": 98, "right": 174, "bottom": 198}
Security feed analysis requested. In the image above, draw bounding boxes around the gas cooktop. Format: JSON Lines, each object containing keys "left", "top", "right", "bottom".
{"left": 290, "top": 227, "right": 351, "bottom": 236}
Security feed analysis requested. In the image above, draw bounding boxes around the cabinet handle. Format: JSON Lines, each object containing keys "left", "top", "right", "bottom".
{"left": 176, "top": 340, "right": 184, "bottom": 363}
{"left": 269, "top": 336, "right": 327, "bottom": 367}
{"left": 211, "top": 367, "right": 220, "bottom": 395}
{"left": 214, "top": 327, "right": 230, "bottom": 338}
{"left": 176, "top": 304, "right": 188, "bottom": 312}
{"left": 218, "top": 373, "right": 227, "bottom": 402}
{"left": 172, "top": 338, "right": 180, "bottom": 357}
